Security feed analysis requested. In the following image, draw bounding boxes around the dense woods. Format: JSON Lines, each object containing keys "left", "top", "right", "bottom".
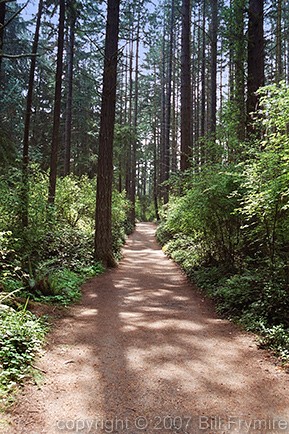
{"left": 1, "top": 0, "right": 289, "bottom": 403}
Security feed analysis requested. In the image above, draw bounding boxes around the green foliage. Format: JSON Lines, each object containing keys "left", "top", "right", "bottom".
{"left": 238, "top": 83, "right": 289, "bottom": 268}
{"left": 0, "top": 165, "right": 129, "bottom": 403}
{"left": 157, "top": 83, "right": 289, "bottom": 362}
{"left": 27, "top": 265, "right": 104, "bottom": 306}
{"left": 0, "top": 167, "right": 129, "bottom": 290}
{"left": 213, "top": 272, "right": 264, "bottom": 317}
{"left": 111, "top": 190, "right": 131, "bottom": 256}
{"left": 0, "top": 164, "right": 129, "bottom": 404}
{"left": 157, "top": 167, "right": 242, "bottom": 267}
{"left": 192, "top": 267, "right": 229, "bottom": 293}
{"left": 0, "top": 308, "right": 47, "bottom": 404}
{"left": 135, "top": 196, "right": 156, "bottom": 222}
{"left": 162, "top": 235, "right": 202, "bottom": 277}
{"left": 258, "top": 325, "right": 289, "bottom": 361}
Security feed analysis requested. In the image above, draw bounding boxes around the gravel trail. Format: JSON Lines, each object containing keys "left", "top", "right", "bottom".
{"left": 7, "top": 223, "right": 289, "bottom": 434}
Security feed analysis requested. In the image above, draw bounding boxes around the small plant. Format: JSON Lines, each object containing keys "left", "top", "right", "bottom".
{"left": 23, "top": 265, "right": 102, "bottom": 306}
{"left": 258, "top": 325, "right": 289, "bottom": 361}
{"left": 0, "top": 307, "right": 47, "bottom": 407}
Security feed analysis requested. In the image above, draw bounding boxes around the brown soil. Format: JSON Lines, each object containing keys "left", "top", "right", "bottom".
{"left": 4, "top": 223, "right": 289, "bottom": 433}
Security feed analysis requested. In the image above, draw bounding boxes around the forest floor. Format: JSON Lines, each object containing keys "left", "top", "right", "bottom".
{"left": 3, "top": 222, "right": 289, "bottom": 434}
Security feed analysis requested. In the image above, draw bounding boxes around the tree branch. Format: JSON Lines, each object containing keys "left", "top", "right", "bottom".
{"left": 0, "top": 52, "right": 39, "bottom": 58}
{"left": 0, "top": 0, "right": 28, "bottom": 33}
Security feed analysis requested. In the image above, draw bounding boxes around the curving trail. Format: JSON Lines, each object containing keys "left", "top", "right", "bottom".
{"left": 7, "top": 223, "right": 289, "bottom": 433}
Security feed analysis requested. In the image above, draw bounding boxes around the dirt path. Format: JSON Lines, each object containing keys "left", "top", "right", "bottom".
{"left": 6, "top": 223, "right": 289, "bottom": 433}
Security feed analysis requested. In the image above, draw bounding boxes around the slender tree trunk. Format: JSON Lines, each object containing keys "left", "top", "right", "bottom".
{"left": 276, "top": 0, "right": 283, "bottom": 82}
{"left": 180, "top": 0, "right": 191, "bottom": 171}
{"left": 200, "top": 0, "right": 206, "bottom": 144}
{"left": 0, "top": 1, "right": 5, "bottom": 80}
{"left": 125, "top": 36, "right": 133, "bottom": 203}
{"left": 210, "top": 0, "right": 217, "bottom": 147}
{"left": 153, "top": 123, "right": 160, "bottom": 221}
{"left": 171, "top": 44, "right": 178, "bottom": 173}
{"left": 163, "top": 0, "right": 175, "bottom": 202}
{"left": 160, "top": 22, "right": 166, "bottom": 193}
{"left": 246, "top": 0, "right": 264, "bottom": 134}
{"left": 64, "top": 1, "right": 76, "bottom": 176}
{"left": 22, "top": 0, "right": 43, "bottom": 228}
{"left": 234, "top": 0, "right": 246, "bottom": 143}
{"left": 48, "top": 0, "right": 65, "bottom": 204}
{"left": 195, "top": 5, "right": 202, "bottom": 166}
{"left": 95, "top": 0, "right": 120, "bottom": 267}
{"left": 129, "top": 9, "right": 141, "bottom": 225}
{"left": 153, "top": 64, "right": 160, "bottom": 219}
{"left": 228, "top": 0, "right": 234, "bottom": 100}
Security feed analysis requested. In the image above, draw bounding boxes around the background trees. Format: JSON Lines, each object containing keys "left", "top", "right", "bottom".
{"left": 0, "top": 0, "right": 288, "bottom": 253}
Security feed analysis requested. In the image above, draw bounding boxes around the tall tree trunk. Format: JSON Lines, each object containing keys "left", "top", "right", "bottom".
{"left": 234, "top": 0, "right": 246, "bottom": 143}
{"left": 228, "top": 0, "right": 235, "bottom": 100}
{"left": 210, "top": 0, "right": 217, "bottom": 147}
{"left": 246, "top": 0, "right": 264, "bottom": 134}
{"left": 153, "top": 122, "right": 160, "bottom": 221}
{"left": 125, "top": 36, "right": 133, "bottom": 204}
{"left": 200, "top": 0, "right": 206, "bottom": 144}
{"left": 48, "top": 0, "right": 65, "bottom": 204}
{"left": 160, "top": 22, "right": 166, "bottom": 195}
{"left": 276, "top": 0, "right": 283, "bottom": 82}
{"left": 95, "top": 0, "right": 120, "bottom": 267}
{"left": 64, "top": 1, "right": 76, "bottom": 176}
{"left": 0, "top": 1, "right": 5, "bottom": 80}
{"left": 22, "top": 0, "right": 43, "bottom": 227}
{"left": 129, "top": 8, "right": 141, "bottom": 225}
{"left": 180, "top": 0, "right": 191, "bottom": 171}
{"left": 171, "top": 42, "right": 178, "bottom": 173}
{"left": 163, "top": 0, "right": 175, "bottom": 202}
{"left": 153, "top": 64, "right": 160, "bottom": 220}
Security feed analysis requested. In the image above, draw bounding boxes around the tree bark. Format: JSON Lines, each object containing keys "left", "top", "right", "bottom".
{"left": 210, "top": 0, "right": 217, "bottom": 144}
{"left": 246, "top": 0, "right": 264, "bottom": 134}
{"left": 163, "top": 0, "right": 175, "bottom": 202}
{"left": 276, "top": 0, "right": 283, "bottom": 82}
{"left": 234, "top": 0, "right": 246, "bottom": 143}
{"left": 125, "top": 35, "right": 133, "bottom": 206}
{"left": 129, "top": 7, "right": 141, "bottom": 225}
{"left": 0, "top": 1, "right": 5, "bottom": 80}
{"left": 200, "top": 0, "right": 206, "bottom": 142}
{"left": 64, "top": 1, "right": 76, "bottom": 176}
{"left": 48, "top": 0, "right": 65, "bottom": 204}
{"left": 160, "top": 22, "right": 166, "bottom": 193}
{"left": 95, "top": 0, "right": 120, "bottom": 267}
{"left": 22, "top": 0, "right": 43, "bottom": 227}
{"left": 180, "top": 0, "right": 191, "bottom": 171}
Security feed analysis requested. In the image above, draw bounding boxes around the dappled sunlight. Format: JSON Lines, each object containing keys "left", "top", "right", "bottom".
{"left": 77, "top": 308, "right": 98, "bottom": 317}
{"left": 15, "top": 223, "right": 289, "bottom": 432}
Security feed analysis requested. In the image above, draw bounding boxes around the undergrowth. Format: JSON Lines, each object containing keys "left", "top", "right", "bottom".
{"left": 0, "top": 303, "right": 48, "bottom": 409}
{"left": 0, "top": 168, "right": 130, "bottom": 408}
{"left": 157, "top": 226, "right": 289, "bottom": 364}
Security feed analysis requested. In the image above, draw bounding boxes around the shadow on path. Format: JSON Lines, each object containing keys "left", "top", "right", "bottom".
{"left": 10, "top": 223, "right": 289, "bottom": 434}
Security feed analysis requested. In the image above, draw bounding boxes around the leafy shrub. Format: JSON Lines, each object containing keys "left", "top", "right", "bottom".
{"left": 0, "top": 308, "right": 47, "bottom": 398}
{"left": 0, "top": 167, "right": 129, "bottom": 297}
{"left": 156, "top": 220, "right": 174, "bottom": 246}
{"left": 111, "top": 190, "right": 131, "bottom": 255}
{"left": 258, "top": 325, "right": 289, "bottom": 361}
{"left": 156, "top": 82, "right": 289, "bottom": 363}
{"left": 193, "top": 267, "right": 229, "bottom": 294}
{"left": 163, "top": 236, "right": 202, "bottom": 276}
{"left": 28, "top": 264, "right": 104, "bottom": 305}
{"left": 157, "top": 168, "right": 243, "bottom": 269}
{"left": 213, "top": 272, "right": 263, "bottom": 317}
